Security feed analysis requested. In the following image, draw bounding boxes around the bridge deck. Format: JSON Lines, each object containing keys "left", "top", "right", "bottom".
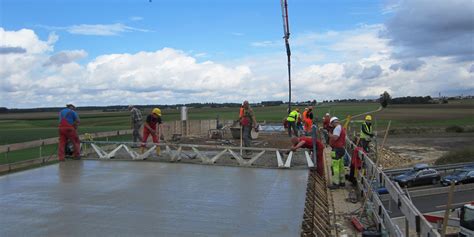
{"left": 0, "top": 160, "right": 308, "bottom": 236}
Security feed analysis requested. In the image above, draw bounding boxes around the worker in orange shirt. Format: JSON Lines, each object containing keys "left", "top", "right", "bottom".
{"left": 303, "top": 106, "right": 314, "bottom": 135}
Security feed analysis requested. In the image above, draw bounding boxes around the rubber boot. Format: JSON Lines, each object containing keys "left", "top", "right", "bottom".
{"left": 331, "top": 159, "right": 340, "bottom": 186}
{"left": 156, "top": 147, "right": 161, "bottom": 156}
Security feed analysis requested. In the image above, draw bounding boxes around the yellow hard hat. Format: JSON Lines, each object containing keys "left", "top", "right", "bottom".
{"left": 152, "top": 108, "right": 161, "bottom": 116}
{"left": 365, "top": 115, "right": 372, "bottom": 121}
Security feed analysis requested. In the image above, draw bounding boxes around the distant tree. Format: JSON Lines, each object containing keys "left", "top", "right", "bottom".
{"left": 380, "top": 91, "right": 391, "bottom": 108}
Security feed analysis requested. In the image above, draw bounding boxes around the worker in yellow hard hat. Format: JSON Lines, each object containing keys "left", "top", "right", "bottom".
{"left": 141, "top": 107, "right": 163, "bottom": 156}
{"left": 359, "top": 115, "right": 375, "bottom": 152}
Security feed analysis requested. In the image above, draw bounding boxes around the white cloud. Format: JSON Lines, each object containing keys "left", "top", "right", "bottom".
{"left": 0, "top": 23, "right": 473, "bottom": 108}
{"left": 44, "top": 50, "right": 88, "bottom": 66}
{"left": 68, "top": 23, "right": 150, "bottom": 35}
{"left": 251, "top": 40, "right": 279, "bottom": 47}
{"left": 129, "top": 16, "right": 144, "bottom": 21}
{"left": 38, "top": 23, "right": 151, "bottom": 36}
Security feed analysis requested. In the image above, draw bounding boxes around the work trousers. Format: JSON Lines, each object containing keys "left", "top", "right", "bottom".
{"left": 58, "top": 127, "right": 80, "bottom": 161}
{"left": 287, "top": 121, "right": 298, "bottom": 137}
{"left": 132, "top": 122, "right": 142, "bottom": 145}
{"left": 360, "top": 138, "right": 370, "bottom": 153}
{"left": 242, "top": 125, "right": 252, "bottom": 150}
{"left": 141, "top": 128, "right": 158, "bottom": 147}
{"left": 331, "top": 148, "right": 346, "bottom": 185}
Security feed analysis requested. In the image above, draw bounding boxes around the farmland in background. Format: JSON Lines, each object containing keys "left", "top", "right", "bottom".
{"left": 1, "top": 101, "right": 473, "bottom": 145}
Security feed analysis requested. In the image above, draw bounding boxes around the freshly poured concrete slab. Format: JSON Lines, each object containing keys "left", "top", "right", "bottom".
{"left": 0, "top": 160, "right": 308, "bottom": 237}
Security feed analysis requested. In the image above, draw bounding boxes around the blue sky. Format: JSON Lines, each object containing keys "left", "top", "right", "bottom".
{"left": 0, "top": 0, "right": 473, "bottom": 108}
{"left": 2, "top": 0, "right": 386, "bottom": 61}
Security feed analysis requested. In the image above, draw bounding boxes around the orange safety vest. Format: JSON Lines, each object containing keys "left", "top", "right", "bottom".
{"left": 302, "top": 110, "right": 308, "bottom": 120}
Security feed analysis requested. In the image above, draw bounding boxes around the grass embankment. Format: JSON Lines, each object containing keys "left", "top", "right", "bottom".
{"left": 435, "top": 147, "right": 474, "bottom": 165}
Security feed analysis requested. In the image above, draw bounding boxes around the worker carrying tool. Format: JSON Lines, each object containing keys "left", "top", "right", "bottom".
{"left": 359, "top": 115, "right": 375, "bottom": 152}
{"left": 239, "top": 101, "right": 258, "bottom": 155}
{"left": 58, "top": 104, "right": 81, "bottom": 161}
{"left": 128, "top": 105, "right": 143, "bottom": 148}
{"left": 290, "top": 136, "right": 325, "bottom": 176}
{"left": 329, "top": 117, "right": 346, "bottom": 189}
{"left": 286, "top": 108, "right": 299, "bottom": 137}
{"left": 141, "top": 108, "right": 163, "bottom": 156}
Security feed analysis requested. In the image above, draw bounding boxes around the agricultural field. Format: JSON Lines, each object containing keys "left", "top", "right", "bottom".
{"left": 1, "top": 101, "right": 474, "bottom": 145}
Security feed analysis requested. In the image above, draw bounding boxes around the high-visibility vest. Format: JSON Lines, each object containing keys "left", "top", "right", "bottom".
{"left": 360, "top": 122, "right": 373, "bottom": 140}
{"left": 302, "top": 110, "right": 308, "bottom": 120}
{"left": 287, "top": 110, "right": 298, "bottom": 122}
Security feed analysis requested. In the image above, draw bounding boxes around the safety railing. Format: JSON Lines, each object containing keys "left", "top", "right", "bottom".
{"left": 345, "top": 137, "right": 441, "bottom": 236}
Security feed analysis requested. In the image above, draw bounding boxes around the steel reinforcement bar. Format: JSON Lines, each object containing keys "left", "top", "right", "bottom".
{"left": 81, "top": 141, "right": 315, "bottom": 169}
{"left": 301, "top": 169, "right": 331, "bottom": 237}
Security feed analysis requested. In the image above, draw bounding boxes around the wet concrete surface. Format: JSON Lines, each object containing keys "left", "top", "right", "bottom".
{"left": 0, "top": 160, "right": 308, "bottom": 237}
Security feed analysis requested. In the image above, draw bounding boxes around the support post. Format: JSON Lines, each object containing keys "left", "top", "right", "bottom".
{"left": 441, "top": 182, "right": 455, "bottom": 237}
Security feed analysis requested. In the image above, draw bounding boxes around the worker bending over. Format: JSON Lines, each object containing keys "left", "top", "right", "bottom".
{"left": 359, "top": 115, "right": 375, "bottom": 152}
{"left": 240, "top": 101, "right": 258, "bottom": 155}
{"left": 290, "top": 136, "right": 325, "bottom": 176}
{"left": 58, "top": 104, "right": 81, "bottom": 161}
{"left": 141, "top": 108, "right": 163, "bottom": 156}
{"left": 328, "top": 117, "right": 346, "bottom": 188}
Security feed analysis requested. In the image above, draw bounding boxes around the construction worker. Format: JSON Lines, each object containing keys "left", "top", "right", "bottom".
{"left": 290, "top": 136, "right": 325, "bottom": 176}
{"left": 128, "top": 105, "right": 143, "bottom": 147}
{"left": 240, "top": 101, "right": 257, "bottom": 155}
{"left": 322, "top": 113, "right": 331, "bottom": 144}
{"left": 141, "top": 108, "right": 163, "bottom": 156}
{"left": 328, "top": 117, "right": 346, "bottom": 188}
{"left": 286, "top": 108, "right": 299, "bottom": 137}
{"left": 58, "top": 104, "right": 81, "bottom": 161}
{"left": 303, "top": 107, "right": 314, "bottom": 135}
{"left": 296, "top": 109, "right": 304, "bottom": 136}
{"left": 359, "top": 115, "right": 375, "bottom": 152}
{"left": 323, "top": 113, "right": 331, "bottom": 131}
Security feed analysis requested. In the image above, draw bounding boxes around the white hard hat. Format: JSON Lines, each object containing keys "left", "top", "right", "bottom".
{"left": 330, "top": 117, "right": 339, "bottom": 123}
{"left": 325, "top": 113, "right": 330, "bottom": 116}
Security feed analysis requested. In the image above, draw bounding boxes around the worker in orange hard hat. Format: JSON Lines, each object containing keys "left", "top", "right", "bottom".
{"left": 141, "top": 108, "right": 163, "bottom": 156}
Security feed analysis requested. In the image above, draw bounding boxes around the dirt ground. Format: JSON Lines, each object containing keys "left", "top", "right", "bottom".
{"left": 380, "top": 133, "right": 474, "bottom": 168}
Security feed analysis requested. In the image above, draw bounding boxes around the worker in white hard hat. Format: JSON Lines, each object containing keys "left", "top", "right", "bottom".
{"left": 128, "top": 105, "right": 143, "bottom": 147}
{"left": 141, "top": 108, "right": 163, "bottom": 156}
{"left": 359, "top": 115, "right": 375, "bottom": 152}
{"left": 328, "top": 116, "right": 346, "bottom": 189}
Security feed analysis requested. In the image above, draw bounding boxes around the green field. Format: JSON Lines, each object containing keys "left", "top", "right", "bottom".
{"left": 1, "top": 102, "right": 473, "bottom": 146}
{"left": 1, "top": 102, "right": 473, "bottom": 165}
